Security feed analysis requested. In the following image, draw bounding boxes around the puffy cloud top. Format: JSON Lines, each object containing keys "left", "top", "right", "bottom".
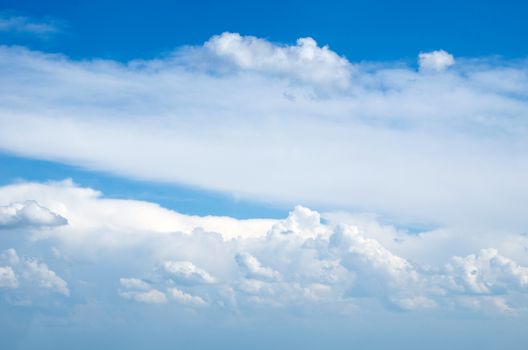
{"left": 235, "top": 252, "right": 281, "bottom": 281}
{"left": 418, "top": 50, "right": 455, "bottom": 72}
{"left": 0, "top": 200, "right": 67, "bottom": 229}
{"left": 167, "top": 287, "right": 206, "bottom": 306}
{"left": 0, "top": 248, "right": 69, "bottom": 296}
{"left": 162, "top": 261, "right": 216, "bottom": 285}
{"left": 203, "top": 32, "right": 351, "bottom": 88}
{"left": 444, "top": 248, "right": 528, "bottom": 294}
{"left": 0, "top": 181, "right": 528, "bottom": 316}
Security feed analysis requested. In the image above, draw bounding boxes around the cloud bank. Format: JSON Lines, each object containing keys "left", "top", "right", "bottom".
{"left": 0, "top": 33, "right": 527, "bottom": 231}
{"left": 1, "top": 32, "right": 528, "bottom": 347}
{"left": 0, "top": 180, "right": 527, "bottom": 315}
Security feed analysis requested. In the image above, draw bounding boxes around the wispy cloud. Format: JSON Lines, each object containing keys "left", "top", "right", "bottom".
{"left": 0, "top": 12, "right": 60, "bottom": 37}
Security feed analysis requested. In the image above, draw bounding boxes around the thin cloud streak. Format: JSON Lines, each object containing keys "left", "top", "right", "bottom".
{"left": 0, "top": 12, "right": 60, "bottom": 36}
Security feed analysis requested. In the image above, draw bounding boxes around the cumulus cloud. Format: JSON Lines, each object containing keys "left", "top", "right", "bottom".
{"left": 442, "top": 248, "right": 528, "bottom": 295}
{"left": 0, "top": 266, "right": 18, "bottom": 288}
{"left": 118, "top": 277, "right": 167, "bottom": 304}
{"left": 0, "top": 200, "right": 68, "bottom": 229}
{"left": 235, "top": 252, "right": 281, "bottom": 281}
{"left": 0, "top": 181, "right": 528, "bottom": 315}
{"left": 268, "top": 205, "right": 329, "bottom": 239}
{"left": 162, "top": 261, "right": 216, "bottom": 285}
{"left": 330, "top": 224, "right": 421, "bottom": 301}
{"left": 0, "top": 248, "right": 69, "bottom": 296}
{"left": 167, "top": 287, "right": 206, "bottom": 306}
{"left": 23, "top": 258, "right": 69, "bottom": 296}
{"left": 119, "top": 275, "right": 207, "bottom": 307}
{"left": 418, "top": 50, "right": 455, "bottom": 72}
{"left": 201, "top": 32, "right": 351, "bottom": 88}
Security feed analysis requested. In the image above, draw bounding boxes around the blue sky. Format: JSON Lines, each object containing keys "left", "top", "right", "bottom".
{"left": 2, "top": 0, "right": 528, "bottom": 61}
{"left": 0, "top": 152, "right": 287, "bottom": 218}
{"left": 1, "top": 1, "right": 528, "bottom": 349}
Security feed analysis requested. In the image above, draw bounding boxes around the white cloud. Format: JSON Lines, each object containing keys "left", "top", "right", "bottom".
{"left": 1, "top": 248, "right": 69, "bottom": 296}
{"left": 418, "top": 50, "right": 455, "bottom": 72}
{"left": 120, "top": 278, "right": 152, "bottom": 291}
{"left": 330, "top": 224, "right": 420, "bottom": 294}
{"left": 0, "top": 181, "right": 528, "bottom": 314}
{"left": 23, "top": 259, "right": 69, "bottom": 296}
{"left": 162, "top": 261, "right": 216, "bottom": 285}
{"left": 167, "top": 287, "right": 206, "bottom": 306}
{"left": 0, "top": 266, "right": 18, "bottom": 288}
{"left": 268, "top": 205, "right": 329, "bottom": 239}
{"left": 120, "top": 289, "right": 167, "bottom": 304}
{"left": 119, "top": 277, "right": 167, "bottom": 304}
{"left": 0, "top": 180, "right": 275, "bottom": 243}
{"left": 0, "top": 13, "right": 58, "bottom": 36}
{"left": 201, "top": 32, "right": 351, "bottom": 88}
{"left": 235, "top": 252, "right": 281, "bottom": 281}
{"left": 3, "top": 248, "right": 20, "bottom": 265}
{"left": 119, "top": 277, "right": 207, "bottom": 306}
{"left": 442, "top": 248, "right": 528, "bottom": 295}
{"left": 0, "top": 200, "right": 67, "bottom": 229}
{"left": 0, "top": 35, "right": 526, "bottom": 232}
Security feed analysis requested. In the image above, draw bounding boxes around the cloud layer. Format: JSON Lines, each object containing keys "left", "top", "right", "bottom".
{"left": 1, "top": 33, "right": 528, "bottom": 347}
{"left": 0, "top": 33, "right": 527, "bottom": 231}
{"left": 1, "top": 180, "right": 527, "bottom": 315}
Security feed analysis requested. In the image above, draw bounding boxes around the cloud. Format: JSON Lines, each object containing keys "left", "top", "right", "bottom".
{"left": 329, "top": 224, "right": 422, "bottom": 301}
{"left": 23, "top": 258, "right": 69, "bottom": 296}
{"left": 418, "top": 50, "right": 455, "bottom": 72}
{"left": 442, "top": 248, "right": 528, "bottom": 295}
{"left": 0, "top": 180, "right": 528, "bottom": 316}
{"left": 0, "top": 12, "right": 59, "bottom": 36}
{"left": 1, "top": 248, "right": 69, "bottom": 296}
{"left": 167, "top": 287, "right": 206, "bottom": 306}
{"left": 235, "top": 252, "right": 281, "bottom": 281}
{"left": 200, "top": 32, "right": 351, "bottom": 88}
{"left": 120, "top": 289, "right": 167, "bottom": 304}
{"left": 119, "top": 274, "right": 207, "bottom": 307}
{"left": 0, "top": 34, "right": 526, "bottom": 231}
{"left": 118, "top": 277, "right": 167, "bottom": 304}
{"left": 119, "top": 278, "right": 152, "bottom": 291}
{"left": 268, "top": 205, "right": 329, "bottom": 239}
{"left": 0, "top": 266, "right": 18, "bottom": 288}
{"left": 0, "top": 200, "right": 68, "bottom": 229}
{"left": 162, "top": 261, "right": 216, "bottom": 285}
{"left": 0, "top": 179, "right": 274, "bottom": 242}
